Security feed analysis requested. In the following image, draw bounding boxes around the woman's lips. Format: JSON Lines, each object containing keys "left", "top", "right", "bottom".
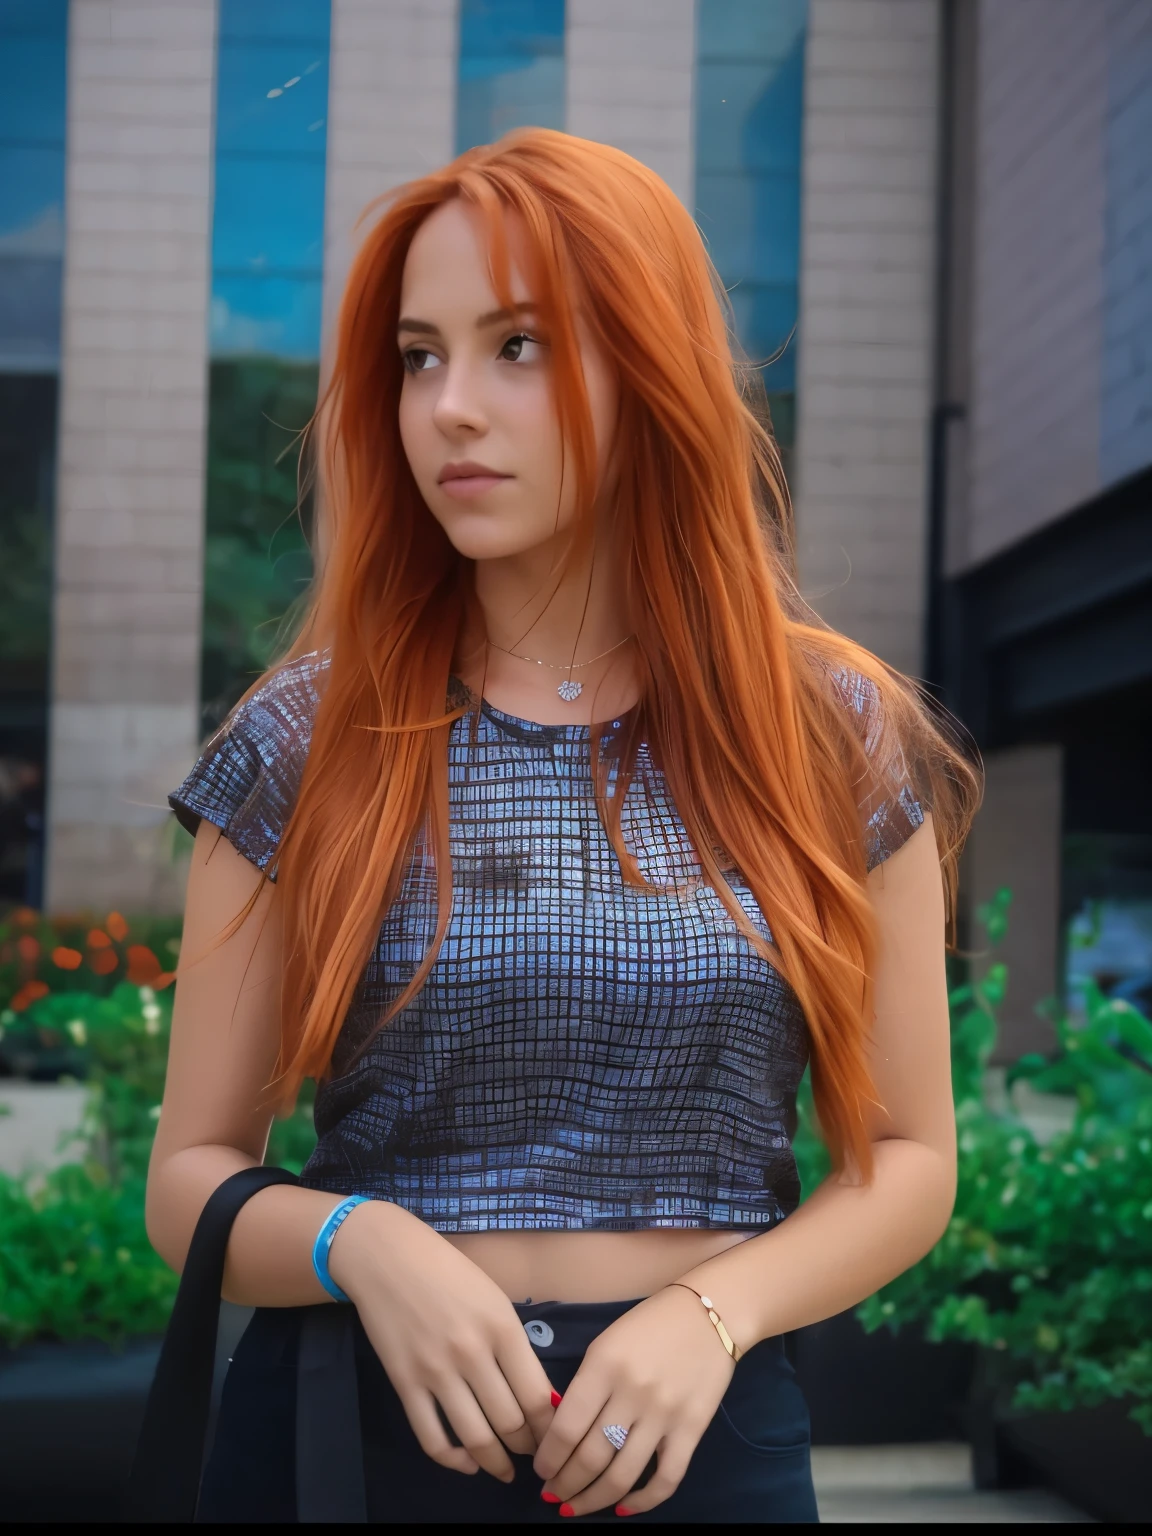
{"left": 439, "top": 473, "right": 512, "bottom": 499}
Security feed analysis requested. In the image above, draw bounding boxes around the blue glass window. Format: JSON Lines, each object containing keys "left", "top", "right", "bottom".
{"left": 456, "top": 0, "right": 565, "bottom": 154}
{"left": 211, "top": 2, "right": 330, "bottom": 360}
{"left": 0, "top": 0, "right": 67, "bottom": 375}
{"left": 0, "top": 0, "right": 68, "bottom": 907}
{"left": 203, "top": 0, "right": 331, "bottom": 727}
{"left": 695, "top": 0, "right": 806, "bottom": 441}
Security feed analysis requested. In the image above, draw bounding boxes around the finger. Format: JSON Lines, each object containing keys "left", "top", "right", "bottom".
{"left": 494, "top": 1334, "right": 560, "bottom": 1448}
{"left": 544, "top": 1400, "right": 636, "bottom": 1503}
{"left": 435, "top": 1380, "right": 517, "bottom": 1484}
{"left": 533, "top": 1370, "right": 612, "bottom": 1481}
{"left": 559, "top": 1424, "right": 662, "bottom": 1517}
{"left": 599, "top": 1432, "right": 696, "bottom": 1516}
{"left": 466, "top": 1359, "right": 537, "bottom": 1457}
{"left": 399, "top": 1387, "right": 480, "bottom": 1478}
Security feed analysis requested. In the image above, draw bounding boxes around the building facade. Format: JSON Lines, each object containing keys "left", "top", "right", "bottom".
{"left": 1, "top": 0, "right": 1147, "bottom": 1058}
{"left": 936, "top": 0, "right": 1152, "bottom": 1053}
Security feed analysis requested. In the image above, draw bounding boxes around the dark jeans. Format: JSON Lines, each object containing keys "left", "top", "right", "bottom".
{"left": 198, "top": 1298, "right": 819, "bottom": 1524}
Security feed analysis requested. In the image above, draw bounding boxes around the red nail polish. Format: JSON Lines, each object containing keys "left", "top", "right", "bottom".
{"left": 615, "top": 1507, "right": 635, "bottom": 1518}
{"left": 541, "top": 1491, "right": 561, "bottom": 1504}
{"left": 559, "top": 1504, "right": 575, "bottom": 1518}
{"left": 550, "top": 1390, "right": 563, "bottom": 1407}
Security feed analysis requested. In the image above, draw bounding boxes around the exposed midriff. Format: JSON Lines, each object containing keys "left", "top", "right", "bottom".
{"left": 448, "top": 1227, "right": 754, "bottom": 1303}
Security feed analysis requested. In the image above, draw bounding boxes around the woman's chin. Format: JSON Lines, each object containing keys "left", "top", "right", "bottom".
{"left": 438, "top": 516, "right": 564, "bottom": 565}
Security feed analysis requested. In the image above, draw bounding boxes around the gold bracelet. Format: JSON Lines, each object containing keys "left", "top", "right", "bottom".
{"left": 667, "top": 1282, "right": 744, "bottom": 1363}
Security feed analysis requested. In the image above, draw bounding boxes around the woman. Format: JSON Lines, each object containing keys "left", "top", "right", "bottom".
{"left": 148, "top": 129, "right": 980, "bottom": 1523}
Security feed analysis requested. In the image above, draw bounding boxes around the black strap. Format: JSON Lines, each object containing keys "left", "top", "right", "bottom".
{"left": 296, "top": 1305, "right": 368, "bottom": 1522}
{"left": 125, "top": 1165, "right": 301, "bottom": 1523}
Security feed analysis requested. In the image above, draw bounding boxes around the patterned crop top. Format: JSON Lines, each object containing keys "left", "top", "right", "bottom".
{"left": 169, "top": 652, "right": 923, "bottom": 1233}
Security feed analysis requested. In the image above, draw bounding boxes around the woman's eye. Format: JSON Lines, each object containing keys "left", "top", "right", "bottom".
{"left": 402, "top": 348, "right": 441, "bottom": 374}
{"left": 500, "top": 332, "right": 544, "bottom": 363}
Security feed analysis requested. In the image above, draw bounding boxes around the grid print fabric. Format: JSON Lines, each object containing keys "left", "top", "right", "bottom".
{"left": 169, "top": 652, "right": 923, "bottom": 1233}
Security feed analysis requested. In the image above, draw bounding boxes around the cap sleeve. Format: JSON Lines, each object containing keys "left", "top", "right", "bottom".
{"left": 834, "top": 667, "right": 925, "bottom": 872}
{"left": 168, "top": 652, "right": 327, "bottom": 878}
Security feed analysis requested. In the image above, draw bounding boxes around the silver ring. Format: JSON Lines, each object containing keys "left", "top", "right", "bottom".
{"left": 602, "top": 1423, "right": 629, "bottom": 1452}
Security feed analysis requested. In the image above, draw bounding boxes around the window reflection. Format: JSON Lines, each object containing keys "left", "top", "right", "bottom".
{"left": 456, "top": 0, "right": 565, "bottom": 154}
{"left": 202, "top": 0, "right": 331, "bottom": 731}
{"left": 695, "top": 0, "right": 806, "bottom": 456}
{"left": 0, "top": 0, "right": 68, "bottom": 908}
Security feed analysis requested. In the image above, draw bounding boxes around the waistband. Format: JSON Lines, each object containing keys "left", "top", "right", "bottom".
{"left": 510, "top": 1296, "right": 786, "bottom": 1367}
{"left": 511, "top": 1297, "right": 641, "bottom": 1359}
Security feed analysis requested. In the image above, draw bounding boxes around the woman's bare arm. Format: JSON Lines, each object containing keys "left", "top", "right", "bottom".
{"left": 145, "top": 819, "right": 558, "bottom": 1479}
{"left": 680, "top": 810, "right": 957, "bottom": 1341}
{"left": 530, "top": 812, "right": 958, "bottom": 1515}
{"left": 145, "top": 819, "right": 417, "bottom": 1306}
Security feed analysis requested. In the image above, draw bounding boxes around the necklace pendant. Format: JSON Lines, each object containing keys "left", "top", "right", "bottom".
{"left": 557, "top": 679, "right": 583, "bottom": 703}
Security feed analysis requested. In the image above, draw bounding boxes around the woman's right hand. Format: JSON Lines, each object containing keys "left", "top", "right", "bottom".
{"left": 328, "top": 1198, "right": 557, "bottom": 1482}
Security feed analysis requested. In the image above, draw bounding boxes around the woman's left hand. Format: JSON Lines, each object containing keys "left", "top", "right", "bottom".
{"left": 532, "top": 1285, "right": 737, "bottom": 1516}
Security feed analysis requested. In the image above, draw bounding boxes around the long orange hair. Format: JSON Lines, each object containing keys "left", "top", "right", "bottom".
{"left": 241, "top": 129, "right": 980, "bottom": 1176}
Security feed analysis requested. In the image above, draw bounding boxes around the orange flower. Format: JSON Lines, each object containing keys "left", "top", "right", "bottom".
{"left": 105, "top": 911, "right": 129, "bottom": 942}
{"left": 126, "top": 944, "right": 162, "bottom": 985}
{"left": 52, "top": 947, "right": 83, "bottom": 971}
{"left": 87, "top": 928, "right": 112, "bottom": 949}
{"left": 16, "top": 934, "right": 40, "bottom": 963}
{"left": 89, "top": 949, "right": 118, "bottom": 976}
{"left": 154, "top": 970, "right": 177, "bottom": 991}
{"left": 12, "top": 907, "right": 38, "bottom": 928}
{"left": 10, "top": 979, "right": 49, "bottom": 1012}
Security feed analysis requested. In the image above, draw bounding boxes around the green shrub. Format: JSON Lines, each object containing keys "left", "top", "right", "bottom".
{"left": 834, "top": 890, "right": 1152, "bottom": 1433}
{"left": 0, "top": 1164, "right": 178, "bottom": 1347}
{"left": 0, "top": 970, "right": 318, "bottom": 1346}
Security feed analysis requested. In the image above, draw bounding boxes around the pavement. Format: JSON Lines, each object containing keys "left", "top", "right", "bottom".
{"left": 811, "top": 1444, "right": 1092, "bottom": 1522}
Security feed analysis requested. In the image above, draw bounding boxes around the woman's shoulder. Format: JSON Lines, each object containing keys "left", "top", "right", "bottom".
{"left": 167, "top": 650, "right": 330, "bottom": 876}
{"left": 227, "top": 649, "right": 330, "bottom": 763}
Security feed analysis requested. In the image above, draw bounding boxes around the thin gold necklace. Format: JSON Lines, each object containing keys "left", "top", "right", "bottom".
{"left": 487, "top": 633, "right": 635, "bottom": 703}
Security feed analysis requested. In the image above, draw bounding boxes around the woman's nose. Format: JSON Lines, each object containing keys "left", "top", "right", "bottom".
{"left": 431, "top": 361, "right": 488, "bottom": 435}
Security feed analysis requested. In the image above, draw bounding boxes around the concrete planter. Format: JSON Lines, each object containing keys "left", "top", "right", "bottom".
{"left": 970, "top": 1392, "right": 1151, "bottom": 1524}
{"left": 0, "top": 1304, "right": 249, "bottom": 1522}
{"left": 0, "top": 1336, "right": 161, "bottom": 1522}
{"left": 792, "top": 1308, "right": 975, "bottom": 1445}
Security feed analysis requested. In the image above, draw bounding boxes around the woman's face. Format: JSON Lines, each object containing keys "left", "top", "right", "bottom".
{"left": 397, "top": 198, "right": 618, "bottom": 564}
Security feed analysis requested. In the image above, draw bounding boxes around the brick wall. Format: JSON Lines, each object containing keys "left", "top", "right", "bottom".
{"left": 566, "top": 0, "right": 696, "bottom": 207}
{"left": 321, "top": 0, "right": 458, "bottom": 351}
{"left": 793, "top": 0, "right": 941, "bottom": 678}
{"left": 956, "top": 0, "right": 1152, "bottom": 573}
{"left": 46, "top": 0, "right": 216, "bottom": 913}
{"left": 963, "top": 744, "right": 1064, "bottom": 1060}
{"left": 960, "top": 0, "right": 1108, "bottom": 572}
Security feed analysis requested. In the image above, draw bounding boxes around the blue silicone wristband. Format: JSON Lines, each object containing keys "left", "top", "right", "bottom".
{"left": 312, "top": 1195, "right": 370, "bottom": 1303}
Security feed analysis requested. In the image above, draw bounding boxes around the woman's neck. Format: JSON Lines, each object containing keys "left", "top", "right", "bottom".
{"left": 466, "top": 529, "right": 640, "bottom": 726}
{"left": 473, "top": 533, "right": 630, "bottom": 663}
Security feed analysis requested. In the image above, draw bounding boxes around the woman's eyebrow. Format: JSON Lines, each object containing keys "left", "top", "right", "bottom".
{"left": 475, "top": 303, "right": 539, "bottom": 328}
{"left": 396, "top": 317, "right": 439, "bottom": 338}
{"left": 396, "top": 304, "right": 539, "bottom": 338}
